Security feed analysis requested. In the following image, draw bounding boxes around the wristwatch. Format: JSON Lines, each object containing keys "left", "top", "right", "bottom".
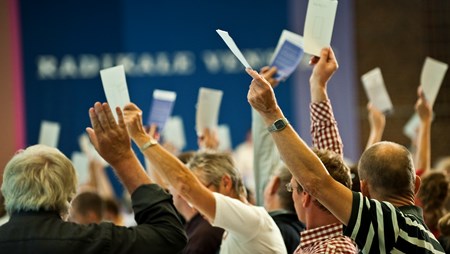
{"left": 140, "top": 138, "right": 158, "bottom": 152}
{"left": 267, "top": 118, "right": 289, "bottom": 132}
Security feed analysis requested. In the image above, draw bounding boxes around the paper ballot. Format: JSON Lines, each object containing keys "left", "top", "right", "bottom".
{"left": 196, "top": 88, "right": 223, "bottom": 135}
{"left": 420, "top": 57, "right": 448, "bottom": 106}
{"left": 38, "top": 120, "right": 61, "bottom": 148}
{"left": 100, "top": 65, "right": 130, "bottom": 121}
{"left": 218, "top": 124, "right": 232, "bottom": 152}
{"left": 216, "top": 29, "right": 251, "bottom": 69}
{"left": 71, "top": 152, "right": 89, "bottom": 185}
{"left": 147, "top": 89, "right": 177, "bottom": 132}
{"left": 161, "top": 116, "right": 186, "bottom": 151}
{"left": 270, "top": 30, "right": 305, "bottom": 81}
{"left": 403, "top": 57, "right": 447, "bottom": 139}
{"left": 79, "top": 133, "right": 108, "bottom": 167}
{"left": 361, "top": 68, "right": 394, "bottom": 114}
{"left": 304, "top": 0, "right": 338, "bottom": 56}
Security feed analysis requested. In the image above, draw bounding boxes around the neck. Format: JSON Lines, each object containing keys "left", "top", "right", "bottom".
{"left": 306, "top": 205, "right": 340, "bottom": 229}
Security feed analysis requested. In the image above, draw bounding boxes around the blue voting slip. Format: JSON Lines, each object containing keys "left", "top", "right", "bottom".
{"left": 147, "top": 98, "right": 176, "bottom": 132}
{"left": 271, "top": 40, "right": 304, "bottom": 81}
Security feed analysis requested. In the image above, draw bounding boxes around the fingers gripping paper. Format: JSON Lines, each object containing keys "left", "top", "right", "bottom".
{"left": 270, "top": 30, "right": 305, "bottom": 81}
{"left": 196, "top": 87, "right": 223, "bottom": 136}
{"left": 304, "top": 0, "right": 338, "bottom": 56}
{"left": 100, "top": 65, "right": 131, "bottom": 122}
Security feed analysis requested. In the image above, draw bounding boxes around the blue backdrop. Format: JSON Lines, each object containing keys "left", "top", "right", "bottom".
{"left": 20, "top": 0, "right": 358, "bottom": 195}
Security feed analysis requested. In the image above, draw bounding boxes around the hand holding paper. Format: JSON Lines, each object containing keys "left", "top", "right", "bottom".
{"left": 304, "top": 0, "right": 338, "bottom": 56}
{"left": 196, "top": 87, "right": 223, "bottom": 136}
{"left": 270, "top": 30, "right": 305, "bottom": 81}
{"left": 361, "top": 67, "right": 393, "bottom": 114}
{"left": 216, "top": 29, "right": 252, "bottom": 69}
{"left": 147, "top": 89, "right": 177, "bottom": 132}
{"left": 100, "top": 65, "right": 131, "bottom": 122}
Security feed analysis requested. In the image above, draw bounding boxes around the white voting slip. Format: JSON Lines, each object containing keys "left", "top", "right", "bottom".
{"left": 270, "top": 30, "right": 305, "bottom": 81}
{"left": 218, "top": 124, "right": 232, "bottom": 152}
{"left": 304, "top": 0, "right": 338, "bottom": 56}
{"left": 147, "top": 89, "right": 177, "bottom": 132}
{"left": 38, "top": 120, "right": 61, "bottom": 148}
{"left": 403, "top": 57, "right": 447, "bottom": 139}
{"left": 100, "top": 65, "right": 130, "bottom": 122}
{"left": 161, "top": 116, "right": 186, "bottom": 151}
{"left": 361, "top": 67, "right": 393, "bottom": 114}
{"left": 216, "top": 29, "right": 251, "bottom": 69}
{"left": 196, "top": 87, "right": 223, "bottom": 136}
{"left": 71, "top": 152, "right": 89, "bottom": 185}
{"left": 421, "top": 57, "right": 448, "bottom": 106}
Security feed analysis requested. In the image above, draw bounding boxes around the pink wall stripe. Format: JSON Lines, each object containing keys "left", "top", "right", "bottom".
{"left": 8, "top": 0, "right": 26, "bottom": 149}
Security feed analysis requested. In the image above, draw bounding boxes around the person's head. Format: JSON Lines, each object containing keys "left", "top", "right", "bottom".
{"left": 290, "top": 148, "right": 352, "bottom": 220}
{"left": 1, "top": 145, "right": 77, "bottom": 217}
{"left": 187, "top": 151, "right": 246, "bottom": 199}
{"left": 358, "top": 142, "right": 419, "bottom": 201}
{"left": 264, "top": 164, "right": 295, "bottom": 212}
{"left": 70, "top": 191, "right": 104, "bottom": 225}
{"left": 103, "top": 197, "right": 123, "bottom": 225}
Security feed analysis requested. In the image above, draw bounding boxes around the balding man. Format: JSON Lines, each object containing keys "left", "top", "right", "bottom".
{"left": 247, "top": 47, "right": 444, "bottom": 253}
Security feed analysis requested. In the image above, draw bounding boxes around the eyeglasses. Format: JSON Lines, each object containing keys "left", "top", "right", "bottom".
{"left": 285, "top": 182, "right": 302, "bottom": 193}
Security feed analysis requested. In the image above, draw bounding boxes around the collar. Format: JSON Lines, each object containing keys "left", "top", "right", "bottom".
{"left": 300, "top": 223, "right": 343, "bottom": 248}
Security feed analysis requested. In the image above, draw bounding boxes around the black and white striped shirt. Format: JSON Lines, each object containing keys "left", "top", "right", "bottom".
{"left": 344, "top": 192, "right": 445, "bottom": 253}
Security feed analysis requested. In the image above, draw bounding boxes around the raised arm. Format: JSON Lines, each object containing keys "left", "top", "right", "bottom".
{"left": 365, "top": 103, "right": 386, "bottom": 150}
{"left": 309, "top": 53, "right": 343, "bottom": 156}
{"left": 86, "top": 102, "right": 151, "bottom": 193}
{"left": 246, "top": 48, "right": 353, "bottom": 225}
{"left": 123, "top": 104, "right": 217, "bottom": 220}
{"left": 414, "top": 88, "right": 432, "bottom": 173}
{"left": 252, "top": 66, "right": 283, "bottom": 205}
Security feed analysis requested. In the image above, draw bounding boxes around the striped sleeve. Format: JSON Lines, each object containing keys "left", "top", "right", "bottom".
{"left": 344, "top": 192, "right": 445, "bottom": 253}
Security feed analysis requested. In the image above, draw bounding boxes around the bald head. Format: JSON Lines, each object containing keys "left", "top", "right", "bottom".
{"left": 358, "top": 142, "right": 415, "bottom": 199}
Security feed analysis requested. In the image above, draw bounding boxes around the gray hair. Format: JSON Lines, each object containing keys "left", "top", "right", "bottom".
{"left": 187, "top": 151, "right": 246, "bottom": 198}
{"left": 1, "top": 145, "right": 77, "bottom": 216}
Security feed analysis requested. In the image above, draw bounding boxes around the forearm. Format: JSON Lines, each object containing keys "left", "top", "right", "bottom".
{"left": 310, "top": 100, "right": 344, "bottom": 156}
{"left": 310, "top": 82, "right": 328, "bottom": 103}
{"left": 365, "top": 127, "right": 384, "bottom": 151}
{"left": 133, "top": 134, "right": 216, "bottom": 219}
{"left": 110, "top": 152, "right": 152, "bottom": 194}
{"left": 415, "top": 120, "right": 431, "bottom": 171}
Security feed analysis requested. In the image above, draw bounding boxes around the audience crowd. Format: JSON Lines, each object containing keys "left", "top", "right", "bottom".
{"left": 0, "top": 31, "right": 448, "bottom": 253}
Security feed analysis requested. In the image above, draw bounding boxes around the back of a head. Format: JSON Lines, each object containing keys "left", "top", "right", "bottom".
{"left": 187, "top": 151, "right": 246, "bottom": 198}
{"left": 418, "top": 171, "right": 449, "bottom": 211}
{"left": 358, "top": 141, "right": 415, "bottom": 199}
{"left": 71, "top": 192, "right": 105, "bottom": 224}
{"left": 274, "top": 165, "right": 295, "bottom": 212}
{"left": 1, "top": 145, "right": 77, "bottom": 217}
{"left": 299, "top": 148, "right": 352, "bottom": 213}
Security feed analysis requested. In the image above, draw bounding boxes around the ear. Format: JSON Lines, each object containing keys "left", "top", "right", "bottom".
{"left": 302, "top": 191, "right": 311, "bottom": 208}
{"left": 221, "top": 174, "right": 233, "bottom": 194}
{"left": 414, "top": 175, "right": 421, "bottom": 195}
{"left": 360, "top": 179, "right": 371, "bottom": 198}
{"left": 269, "top": 176, "right": 280, "bottom": 195}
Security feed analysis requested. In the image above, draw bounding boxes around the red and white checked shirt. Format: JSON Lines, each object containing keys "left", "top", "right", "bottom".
{"left": 294, "top": 223, "right": 358, "bottom": 254}
{"left": 310, "top": 100, "right": 343, "bottom": 157}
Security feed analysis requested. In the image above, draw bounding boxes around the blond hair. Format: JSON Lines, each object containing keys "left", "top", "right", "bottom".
{"left": 1, "top": 145, "right": 77, "bottom": 217}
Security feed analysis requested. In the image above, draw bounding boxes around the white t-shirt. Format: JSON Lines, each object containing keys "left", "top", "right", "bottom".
{"left": 212, "top": 192, "right": 287, "bottom": 254}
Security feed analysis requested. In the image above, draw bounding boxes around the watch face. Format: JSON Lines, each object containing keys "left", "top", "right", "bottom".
{"left": 274, "top": 119, "right": 286, "bottom": 129}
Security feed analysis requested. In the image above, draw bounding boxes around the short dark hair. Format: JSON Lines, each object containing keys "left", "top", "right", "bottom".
{"left": 71, "top": 192, "right": 104, "bottom": 219}
{"left": 358, "top": 142, "right": 415, "bottom": 198}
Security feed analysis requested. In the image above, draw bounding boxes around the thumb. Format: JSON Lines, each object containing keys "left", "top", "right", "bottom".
{"left": 86, "top": 128, "right": 99, "bottom": 150}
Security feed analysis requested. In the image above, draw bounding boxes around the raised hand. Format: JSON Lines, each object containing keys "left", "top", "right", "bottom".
{"left": 415, "top": 87, "right": 432, "bottom": 123}
{"left": 309, "top": 47, "right": 339, "bottom": 89}
{"left": 122, "top": 103, "right": 149, "bottom": 143}
{"left": 260, "top": 66, "right": 279, "bottom": 88}
{"left": 86, "top": 102, "right": 133, "bottom": 167}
